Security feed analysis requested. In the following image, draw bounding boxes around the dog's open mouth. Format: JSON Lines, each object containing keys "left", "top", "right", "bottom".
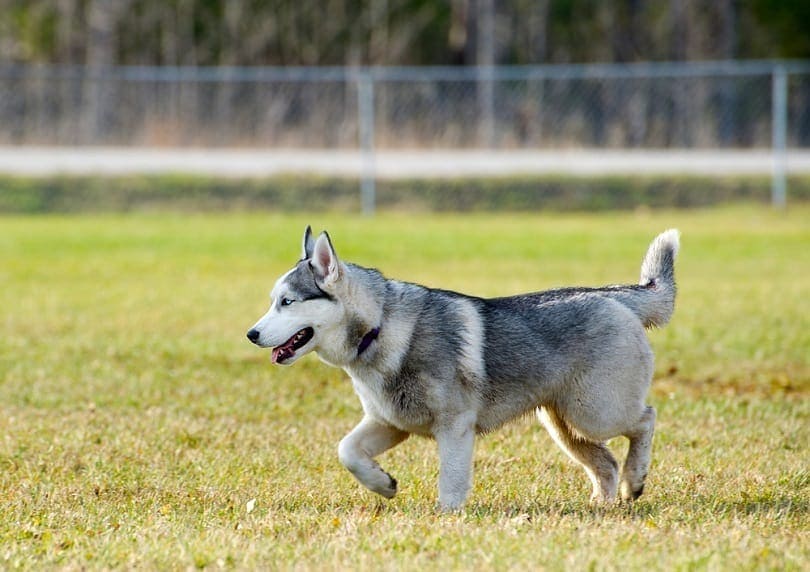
{"left": 272, "top": 327, "right": 314, "bottom": 364}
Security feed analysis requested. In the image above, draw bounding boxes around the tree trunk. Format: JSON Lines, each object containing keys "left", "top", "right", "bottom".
{"left": 718, "top": 0, "right": 739, "bottom": 146}
{"left": 83, "top": 0, "right": 121, "bottom": 143}
{"left": 476, "top": 0, "right": 495, "bottom": 147}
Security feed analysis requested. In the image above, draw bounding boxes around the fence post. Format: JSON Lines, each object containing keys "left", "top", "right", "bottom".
{"left": 771, "top": 64, "right": 788, "bottom": 208}
{"left": 477, "top": 66, "right": 495, "bottom": 148}
{"left": 357, "top": 71, "right": 376, "bottom": 216}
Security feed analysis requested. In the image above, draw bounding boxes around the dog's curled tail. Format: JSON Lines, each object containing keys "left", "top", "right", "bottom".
{"left": 637, "top": 229, "right": 680, "bottom": 328}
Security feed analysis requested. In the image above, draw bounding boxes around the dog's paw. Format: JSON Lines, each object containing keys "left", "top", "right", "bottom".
{"left": 437, "top": 493, "right": 467, "bottom": 513}
{"left": 620, "top": 470, "right": 647, "bottom": 502}
{"left": 589, "top": 491, "right": 617, "bottom": 506}
{"left": 374, "top": 472, "right": 398, "bottom": 499}
{"left": 620, "top": 480, "right": 645, "bottom": 502}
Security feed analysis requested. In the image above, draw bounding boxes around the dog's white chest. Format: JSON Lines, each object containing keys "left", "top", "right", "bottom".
{"left": 347, "top": 370, "right": 433, "bottom": 435}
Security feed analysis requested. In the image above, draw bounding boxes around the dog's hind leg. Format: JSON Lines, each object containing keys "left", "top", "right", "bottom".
{"left": 338, "top": 416, "right": 409, "bottom": 499}
{"left": 537, "top": 406, "right": 619, "bottom": 504}
{"left": 620, "top": 405, "right": 656, "bottom": 502}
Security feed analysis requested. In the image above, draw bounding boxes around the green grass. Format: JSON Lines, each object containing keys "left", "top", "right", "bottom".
{"left": 0, "top": 206, "right": 807, "bottom": 570}
{"left": 2, "top": 173, "right": 810, "bottom": 213}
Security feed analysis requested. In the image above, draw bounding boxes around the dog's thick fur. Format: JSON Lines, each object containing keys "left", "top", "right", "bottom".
{"left": 248, "top": 227, "right": 679, "bottom": 510}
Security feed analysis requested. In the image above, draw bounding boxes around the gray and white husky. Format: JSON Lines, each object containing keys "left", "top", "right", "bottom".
{"left": 247, "top": 226, "right": 679, "bottom": 510}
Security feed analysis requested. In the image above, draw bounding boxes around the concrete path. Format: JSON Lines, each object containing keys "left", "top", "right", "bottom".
{"left": 0, "top": 147, "right": 808, "bottom": 178}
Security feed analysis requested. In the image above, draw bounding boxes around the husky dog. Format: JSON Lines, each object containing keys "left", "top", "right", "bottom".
{"left": 247, "top": 226, "right": 679, "bottom": 510}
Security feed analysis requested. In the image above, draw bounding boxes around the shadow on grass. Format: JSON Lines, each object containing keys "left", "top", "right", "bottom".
{"left": 707, "top": 495, "right": 808, "bottom": 518}
{"left": 464, "top": 498, "right": 659, "bottom": 521}
{"left": 448, "top": 493, "right": 806, "bottom": 521}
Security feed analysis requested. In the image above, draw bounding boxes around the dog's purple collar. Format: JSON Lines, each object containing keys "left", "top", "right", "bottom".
{"left": 357, "top": 326, "right": 380, "bottom": 357}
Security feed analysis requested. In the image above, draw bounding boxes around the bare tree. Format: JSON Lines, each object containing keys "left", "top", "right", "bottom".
{"left": 83, "top": 0, "right": 129, "bottom": 142}
{"left": 718, "top": 0, "right": 739, "bottom": 146}
{"left": 476, "top": 0, "right": 495, "bottom": 147}
{"left": 669, "top": 0, "right": 690, "bottom": 146}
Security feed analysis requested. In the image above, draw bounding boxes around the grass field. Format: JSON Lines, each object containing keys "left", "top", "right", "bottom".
{"left": 0, "top": 206, "right": 807, "bottom": 570}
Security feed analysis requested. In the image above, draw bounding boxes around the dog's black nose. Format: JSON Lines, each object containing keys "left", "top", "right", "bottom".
{"left": 246, "top": 329, "right": 260, "bottom": 343}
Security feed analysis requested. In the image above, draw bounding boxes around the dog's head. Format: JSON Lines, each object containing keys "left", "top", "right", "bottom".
{"left": 247, "top": 226, "right": 347, "bottom": 365}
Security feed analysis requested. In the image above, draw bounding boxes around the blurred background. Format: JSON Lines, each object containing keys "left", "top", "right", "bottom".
{"left": 2, "top": 5, "right": 808, "bottom": 570}
{"left": 1, "top": 0, "right": 809, "bottom": 212}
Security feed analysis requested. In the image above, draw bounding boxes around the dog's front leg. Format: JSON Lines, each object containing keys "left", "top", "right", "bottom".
{"left": 338, "top": 416, "right": 409, "bottom": 499}
{"left": 435, "top": 413, "right": 476, "bottom": 511}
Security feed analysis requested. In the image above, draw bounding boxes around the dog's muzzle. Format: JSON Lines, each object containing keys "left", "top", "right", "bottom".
{"left": 246, "top": 328, "right": 261, "bottom": 344}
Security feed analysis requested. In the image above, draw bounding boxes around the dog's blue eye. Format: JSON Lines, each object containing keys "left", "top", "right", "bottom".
{"left": 280, "top": 297, "right": 294, "bottom": 307}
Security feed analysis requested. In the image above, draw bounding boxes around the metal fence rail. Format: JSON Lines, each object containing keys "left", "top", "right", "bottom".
{"left": 1, "top": 60, "right": 808, "bottom": 211}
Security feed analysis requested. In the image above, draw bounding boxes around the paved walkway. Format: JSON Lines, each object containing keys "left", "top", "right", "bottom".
{"left": 0, "top": 147, "right": 807, "bottom": 178}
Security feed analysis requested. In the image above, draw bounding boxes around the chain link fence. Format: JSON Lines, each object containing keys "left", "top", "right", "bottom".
{"left": 1, "top": 61, "right": 808, "bottom": 209}
{"left": 2, "top": 62, "right": 809, "bottom": 149}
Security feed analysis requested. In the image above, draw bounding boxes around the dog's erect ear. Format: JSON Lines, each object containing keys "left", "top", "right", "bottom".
{"left": 301, "top": 225, "right": 315, "bottom": 260}
{"left": 311, "top": 231, "right": 341, "bottom": 286}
